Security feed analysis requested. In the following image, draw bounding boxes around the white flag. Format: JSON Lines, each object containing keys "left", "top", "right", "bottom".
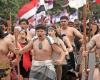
{"left": 69, "top": 10, "right": 78, "bottom": 22}
{"left": 69, "top": 0, "right": 86, "bottom": 9}
{"left": 45, "top": 0, "right": 53, "bottom": 10}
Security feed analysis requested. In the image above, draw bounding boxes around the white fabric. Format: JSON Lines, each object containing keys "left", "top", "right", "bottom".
{"left": 31, "top": 60, "right": 55, "bottom": 71}
{"left": 69, "top": 0, "right": 86, "bottom": 9}
{"left": 47, "top": 35, "right": 55, "bottom": 44}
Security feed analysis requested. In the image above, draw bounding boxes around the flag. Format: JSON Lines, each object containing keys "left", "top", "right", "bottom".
{"left": 45, "top": 0, "right": 53, "bottom": 10}
{"left": 96, "top": 0, "right": 100, "bottom": 3}
{"left": 61, "top": 0, "right": 69, "bottom": 7}
{"left": 68, "top": 0, "right": 86, "bottom": 9}
{"left": 35, "top": 0, "right": 46, "bottom": 24}
{"left": 51, "top": 9, "right": 69, "bottom": 23}
{"left": 69, "top": 10, "right": 78, "bottom": 22}
{"left": 18, "top": 0, "right": 39, "bottom": 19}
{"left": 18, "top": 0, "right": 46, "bottom": 19}
{"left": 36, "top": 5, "right": 46, "bottom": 14}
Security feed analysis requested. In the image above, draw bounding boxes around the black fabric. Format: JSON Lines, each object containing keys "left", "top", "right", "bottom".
{"left": 68, "top": 52, "right": 75, "bottom": 70}
{"left": 64, "top": 71, "right": 77, "bottom": 80}
{"left": 0, "top": 68, "right": 10, "bottom": 78}
{"left": 19, "top": 54, "right": 32, "bottom": 78}
{"left": 36, "top": 5, "right": 46, "bottom": 14}
{"left": 0, "top": 26, "right": 5, "bottom": 39}
{"left": 74, "top": 36, "right": 81, "bottom": 52}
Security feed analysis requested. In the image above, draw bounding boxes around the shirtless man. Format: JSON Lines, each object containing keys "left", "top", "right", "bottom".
{"left": 60, "top": 16, "right": 83, "bottom": 50}
{"left": 0, "top": 26, "right": 15, "bottom": 80}
{"left": 60, "top": 16, "right": 83, "bottom": 80}
{"left": 16, "top": 24, "right": 65, "bottom": 80}
{"left": 83, "top": 31, "right": 100, "bottom": 80}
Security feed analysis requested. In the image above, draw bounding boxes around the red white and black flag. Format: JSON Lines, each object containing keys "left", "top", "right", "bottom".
{"left": 18, "top": 0, "right": 39, "bottom": 19}
{"left": 18, "top": 0, "right": 46, "bottom": 19}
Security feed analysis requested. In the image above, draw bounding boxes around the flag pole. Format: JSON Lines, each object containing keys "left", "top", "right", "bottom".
{"left": 14, "top": 0, "right": 22, "bottom": 79}
{"left": 83, "top": 1, "right": 89, "bottom": 80}
{"left": 7, "top": 11, "right": 12, "bottom": 33}
{"left": 14, "top": 29, "right": 22, "bottom": 80}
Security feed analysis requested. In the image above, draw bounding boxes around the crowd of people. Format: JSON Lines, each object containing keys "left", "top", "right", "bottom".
{"left": 0, "top": 15, "right": 100, "bottom": 80}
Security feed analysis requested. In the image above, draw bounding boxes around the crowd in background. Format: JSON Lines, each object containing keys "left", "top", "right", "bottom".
{"left": 0, "top": 15, "right": 100, "bottom": 80}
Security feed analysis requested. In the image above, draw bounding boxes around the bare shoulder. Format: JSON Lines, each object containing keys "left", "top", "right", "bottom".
{"left": 70, "top": 27, "right": 78, "bottom": 31}
{"left": 6, "top": 34, "right": 14, "bottom": 39}
{"left": 4, "top": 34, "right": 15, "bottom": 43}
{"left": 92, "top": 34, "right": 100, "bottom": 40}
{"left": 67, "top": 27, "right": 76, "bottom": 32}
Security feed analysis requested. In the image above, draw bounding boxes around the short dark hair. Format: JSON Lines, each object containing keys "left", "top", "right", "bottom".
{"left": 35, "top": 24, "right": 46, "bottom": 30}
{"left": 60, "top": 16, "right": 69, "bottom": 20}
{"left": 19, "top": 18, "right": 29, "bottom": 25}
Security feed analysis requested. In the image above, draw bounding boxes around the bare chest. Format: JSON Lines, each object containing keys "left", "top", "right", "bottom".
{"left": 62, "top": 29, "right": 74, "bottom": 41}
{"left": 0, "top": 42, "right": 9, "bottom": 55}
{"left": 33, "top": 39, "right": 52, "bottom": 54}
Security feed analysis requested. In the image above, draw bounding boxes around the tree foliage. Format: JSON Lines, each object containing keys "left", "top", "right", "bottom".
{"left": 0, "top": 0, "right": 29, "bottom": 20}
{"left": 0, "top": 0, "right": 99, "bottom": 21}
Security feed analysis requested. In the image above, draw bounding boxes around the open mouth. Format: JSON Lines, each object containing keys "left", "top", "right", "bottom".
{"left": 38, "top": 35, "right": 42, "bottom": 38}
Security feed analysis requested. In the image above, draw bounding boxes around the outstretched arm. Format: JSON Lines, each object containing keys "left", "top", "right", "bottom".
{"left": 20, "top": 40, "right": 33, "bottom": 54}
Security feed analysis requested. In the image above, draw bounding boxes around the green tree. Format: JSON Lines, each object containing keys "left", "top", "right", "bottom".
{"left": 0, "top": 0, "right": 99, "bottom": 21}
{"left": 0, "top": 0, "right": 29, "bottom": 21}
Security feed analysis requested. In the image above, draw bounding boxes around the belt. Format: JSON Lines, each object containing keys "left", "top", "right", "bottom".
{"left": 32, "top": 60, "right": 53, "bottom": 66}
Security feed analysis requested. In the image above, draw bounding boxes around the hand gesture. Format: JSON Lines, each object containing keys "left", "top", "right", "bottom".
{"left": 14, "top": 48, "right": 20, "bottom": 54}
{"left": 82, "top": 50, "right": 88, "bottom": 57}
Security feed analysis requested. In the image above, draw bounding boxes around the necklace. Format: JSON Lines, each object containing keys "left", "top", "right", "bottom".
{"left": 38, "top": 38, "right": 45, "bottom": 49}
{"left": 38, "top": 42, "right": 43, "bottom": 49}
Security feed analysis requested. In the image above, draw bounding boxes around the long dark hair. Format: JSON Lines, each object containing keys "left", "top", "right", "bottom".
{"left": 0, "top": 26, "right": 5, "bottom": 39}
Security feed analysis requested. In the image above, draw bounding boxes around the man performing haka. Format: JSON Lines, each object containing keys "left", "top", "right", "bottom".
{"left": 15, "top": 24, "right": 66, "bottom": 80}
{"left": 0, "top": 26, "right": 15, "bottom": 80}
{"left": 60, "top": 16, "right": 83, "bottom": 80}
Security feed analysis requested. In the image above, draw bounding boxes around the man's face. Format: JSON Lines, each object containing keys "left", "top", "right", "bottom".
{"left": 36, "top": 29, "right": 46, "bottom": 38}
{"left": 20, "top": 21, "right": 28, "bottom": 29}
{"left": 60, "top": 19, "right": 68, "bottom": 27}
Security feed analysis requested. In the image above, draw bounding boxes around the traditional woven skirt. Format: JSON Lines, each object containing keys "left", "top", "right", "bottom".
{"left": 29, "top": 60, "right": 56, "bottom": 80}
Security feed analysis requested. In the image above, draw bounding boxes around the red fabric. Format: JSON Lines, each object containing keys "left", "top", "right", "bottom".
{"left": 23, "top": 51, "right": 31, "bottom": 71}
{"left": 18, "top": 0, "right": 38, "bottom": 17}
{"left": 96, "top": 0, "right": 100, "bottom": 3}
{"left": 28, "top": 17, "right": 33, "bottom": 23}
{"left": 20, "top": 43, "right": 31, "bottom": 71}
